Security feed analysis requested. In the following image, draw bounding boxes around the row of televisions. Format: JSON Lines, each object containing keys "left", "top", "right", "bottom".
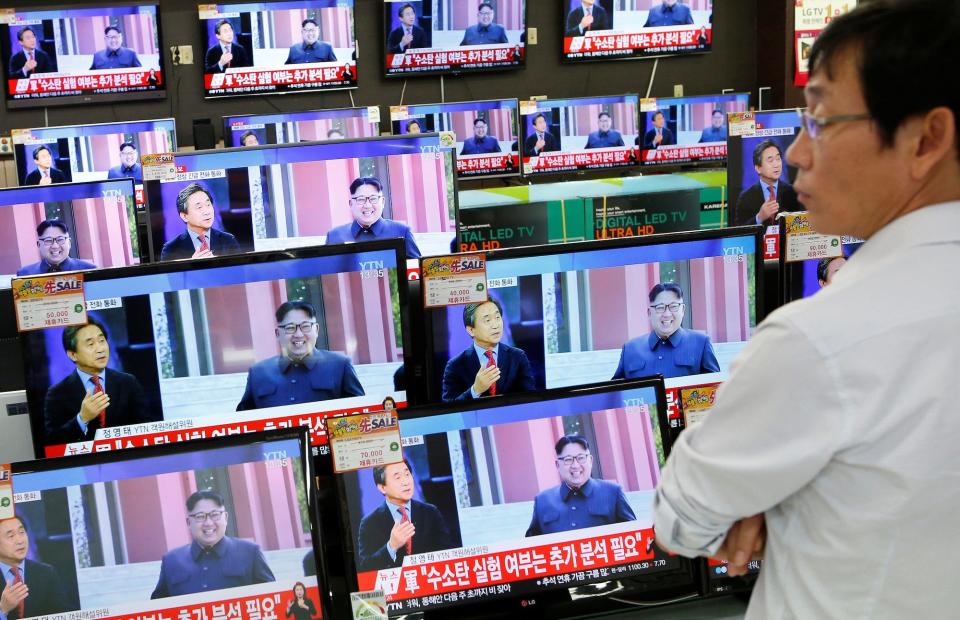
{"left": 1, "top": 1, "right": 715, "bottom": 108}
{"left": 10, "top": 91, "right": 752, "bottom": 188}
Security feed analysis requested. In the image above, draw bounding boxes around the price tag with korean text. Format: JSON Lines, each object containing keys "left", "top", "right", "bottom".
{"left": 12, "top": 273, "right": 87, "bottom": 332}
{"left": 327, "top": 412, "right": 402, "bottom": 474}
{"left": 421, "top": 254, "right": 488, "bottom": 308}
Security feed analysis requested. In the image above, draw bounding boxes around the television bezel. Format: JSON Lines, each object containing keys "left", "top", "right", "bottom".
{"left": 221, "top": 106, "right": 381, "bottom": 147}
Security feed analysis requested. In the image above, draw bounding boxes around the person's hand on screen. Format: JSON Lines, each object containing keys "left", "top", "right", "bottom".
{"left": 24, "top": 58, "right": 37, "bottom": 72}
{"left": 580, "top": 14, "right": 594, "bottom": 30}
{"left": 0, "top": 581, "right": 29, "bottom": 614}
{"left": 758, "top": 196, "right": 780, "bottom": 222}
{"left": 473, "top": 365, "right": 500, "bottom": 396}
{"left": 389, "top": 520, "right": 416, "bottom": 552}
{"left": 192, "top": 247, "right": 214, "bottom": 259}
{"left": 79, "top": 390, "right": 110, "bottom": 423}
{"left": 401, "top": 33, "right": 413, "bottom": 48}
{"left": 38, "top": 175, "right": 52, "bottom": 186}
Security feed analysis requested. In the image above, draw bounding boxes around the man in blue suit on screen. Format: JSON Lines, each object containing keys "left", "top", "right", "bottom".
{"left": 0, "top": 516, "right": 74, "bottom": 618}
{"left": 285, "top": 18, "right": 337, "bottom": 64}
{"left": 325, "top": 176, "right": 422, "bottom": 259}
{"left": 442, "top": 299, "right": 536, "bottom": 401}
{"left": 460, "top": 118, "right": 502, "bottom": 155}
{"left": 90, "top": 26, "right": 141, "bottom": 70}
{"left": 460, "top": 2, "right": 509, "bottom": 45}
{"left": 526, "top": 435, "right": 637, "bottom": 537}
{"left": 612, "top": 282, "right": 720, "bottom": 380}
{"left": 159, "top": 183, "right": 241, "bottom": 261}
{"left": 644, "top": 0, "right": 694, "bottom": 27}
{"left": 17, "top": 220, "right": 97, "bottom": 276}
{"left": 106, "top": 142, "right": 143, "bottom": 183}
{"left": 236, "top": 300, "right": 364, "bottom": 410}
{"left": 585, "top": 112, "right": 626, "bottom": 149}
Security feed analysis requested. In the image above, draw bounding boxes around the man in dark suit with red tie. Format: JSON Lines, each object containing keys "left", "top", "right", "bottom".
{"left": 732, "top": 139, "right": 801, "bottom": 226}
{"left": 442, "top": 299, "right": 536, "bottom": 402}
{"left": 204, "top": 20, "right": 251, "bottom": 73}
{"left": 356, "top": 460, "right": 457, "bottom": 572}
{"left": 7, "top": 26, "right": 56, "bottom": 79}
{"left": 43, "top": 319, "right": 154, "bottom": 446}
{"left": 0, "top": 516, "right": 74, "bottom": 619}
{"left": 566, "top": 0, "right": 611, "bottom": 37}
{"left": 159, "top": 183, "right": 241, "bottom": 261}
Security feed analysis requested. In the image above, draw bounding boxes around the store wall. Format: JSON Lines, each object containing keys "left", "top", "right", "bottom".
{"left": 0, "top": 0, "right": 758, "bottom": 148}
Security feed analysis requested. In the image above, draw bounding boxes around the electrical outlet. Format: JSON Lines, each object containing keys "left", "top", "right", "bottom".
{"left": 673, "top": 84, "right": 684, "bottom": 97}
{"left": 527, "top": 27, "right": 537, "bottom": 45}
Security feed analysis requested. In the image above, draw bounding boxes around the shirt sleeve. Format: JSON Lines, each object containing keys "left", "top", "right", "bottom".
{"left": 653, "top": 313, "right": 850, "bottom": 557}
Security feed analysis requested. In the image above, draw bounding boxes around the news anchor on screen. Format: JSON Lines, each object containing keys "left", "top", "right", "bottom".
{"left": 205, "top": 20, "right": 251, "bottom": 73}
{"left": 90, "top": 26, "right": 141, "bottom": 70}
{"left": 442, "top": 299, "right": 536, "bottom": 402}
{"left": 524, "top": 114, "right": 559, "bottom": 156}
{"left": 526, "top": 435, "right": 637, "bottom": 537}
{"left": 107, "top": 142, "right": 143, "bottom": 182}
{"left": 566, "top": 0, "right": 611, "bottom": 37}
{"left": 460, "top": 2, "right": 509, "bottom": 45}
{"left": 612, "top": 282, "right": 720, "bottom": 380}
{"left": 325, "top": 176, "right": 422, "bottom": 259}
{"left": 239, "top": 131, "right": 260, "bottom": 146}
{"left": 8, "top": 26, "right": 55, "bottom": 78}
{"left": 356, "top": 460, "right": 456, "bottom": 572}
{"left": 17, "top": 220, "right": 97, "bottom": 276}
{"left": 160, "top": 183, "right": 241, "bottom": 261}
{"left": 387, "top": 3, "right": 430, "bottom": 53}
{"left": 732, "top": 139, "right": 800, "bottom": 226}
{"left": 236, "top": 300, "right": 364, "bottom": 410}
{"left": 698, "top": 109, "right": 727, "bottom": 143}
{"left": 285, "top": 19, "right": 336, "bottom": 64}
{"left": 642, "top": 111, "right": 675, "bottom": 149}
{"left": 460, "top": 118, "right": 502, "bottom": 155}
{"left": 585, "top": 112, "right": 625, "bottom": 148}
{"left": 644, "top": 0, "right": 694, "bottom": 27}
{"left": 24, "top": 146, "right": 65, "bottom": 186}
{"left": 0, "top": 516, "right": 74, "bottom": 618}
{"left": 43, "top": 318, "right": 153, "bottom": 445}
{"left": 151, "top": 490, "right": 275, "bottom": 599}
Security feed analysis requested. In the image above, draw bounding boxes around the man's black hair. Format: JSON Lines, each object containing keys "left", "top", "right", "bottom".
{"left": 350, "top": 176, "right": 383, "bottom": 195}
{"left": 62, "top": 318, "right": 107, "bottom": 354}
{"left": 598, "top": 111, "right": 612, "bottom": 120}
{"left": 186, "top": 489, "right": 225, "bottom": 512}
{"left": 398, "top": 3, "right": 416, "bottom": 18}
{"left": 712, "top": 109, "right": 724, "bottom": 116}
{"left": 373, "top": 458, "right": 412, "bottom": 486}
{"left": 302, "top": 18, "right": 318, "bottom": 28}
{"left": 473, "top": 117, "right": 487, "bottom": 126}
{"left": 817, "top": 256, "right": 844, "bottom": 283}
{"left": 478, "top": 2, "right": 494, "bottom": 11}
{"left": 275, "top": 300, "right": 317, "bottom": 324}
{"left": 463, "top": 298, "right": 502, "bottom": 328}
{"left": 809, "top": 0, "right": 959, "bottom": 154}
{"left": 239, "top": 130, "right": 258, "bottom": 145}
{"left": 17, "top": 26, "right": 34, "bottom": 41}
{"left": 32, "top": 145, "right": 50, "bottom": 161}
{"left": 532, "top": 113, "right": 547, "bottom": 125}
{"left": 648, "top": 282, "right": 684, "bottom": 304}
{"left": 555, "top": 434, "right": 589, "bottom": 455}
{"left": 37, "top": 219, "right": 67, "bottom": 237}
{"left": 176, "top": 182, "right": 214, "bottom": 215}
{"left": 119, "top": 142, "right": 136, "bottom": 152}
{"left": 104, "top": 26, "right": 121, "bottom": 36}
{"left": 752, "top": 139, "right": 782, "bottom": 168}
{"left": 215, "top": 20, "right": 232, "bottom": 35}
{"left": 652, "top": 111, "right": 665, "bottom": 121}
{"left": 406, "top": 119, "right": 421, "bottom": 131}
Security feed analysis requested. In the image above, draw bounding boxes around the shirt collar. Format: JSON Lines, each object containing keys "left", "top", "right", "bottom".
{"left": 387, "top": 500, "right": 412, "bottom": 521}
{"left": 76, "top": 367, "right": 104, "bottom": 390}
{"left": 350, "top": 218, "right": 385, "bottom": 238}
{"left": 190, "top": 536, "right": 229, "bottom": 560}
{"left": 647, "top": 328, "right": 684, "bottom": 351}
{"left": 473, "top": 343, "right": 499, "bottom": 364}
{"left": 187, "top": 228, "right": 209, "bottom": 245}
{"left": 304, "top": 43, "right": 315, "bottom": 50}
{"left": 0, "top": 559, "right": 25, "bottom": 581}
{"left": 478, "top": 24, "right": 489, "bottom": 33}
{"left": 561, "top": 478, "right": 594, "bottom": 502}
{"left": 279, "top": 351, "right": 317, "bottom": 373}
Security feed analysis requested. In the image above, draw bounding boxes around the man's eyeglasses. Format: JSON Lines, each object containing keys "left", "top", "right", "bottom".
{"left": 350, "top": 194, "right": 383, "bottom": 206}
{"left": 39, "top": 236, "right": 68, "bottom": 247}
{"left": 796, "top": 108, "right": 871, "bottom": 140}
{"left": 105, "top": 34, "right": 122, "bottom": 41}
{"left": 557, "top": 453, "right": 591, "bottom": 466}
{"left": 650, "top": 302, "right": 683, "bottom": 314}
{"left": 302, "top": 27, "right": 319, "bottom": 34}
{"left": 278, "top": 321, "right": 317, "bottom": 335}
{"left": 478, "top": 10, "right": 494, "bottom": 16}
{"left": 187, "top": 510, "right": 225, "bottom": 523}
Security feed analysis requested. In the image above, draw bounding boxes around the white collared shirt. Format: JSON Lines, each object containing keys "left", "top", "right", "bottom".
{"left": 654, "top": 201, "right": 960, "bottom": 619}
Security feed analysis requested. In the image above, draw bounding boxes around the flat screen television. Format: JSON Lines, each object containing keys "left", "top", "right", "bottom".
{"left": 0, "top": 179, "right": 139, "bottom": 289}
{"left": 19, "top": 240, "right": 412, "bottom": 458}
{"left": 422, "top": 227, "right": 762, "bottom": 403}
{"left": 323, "top": 379, "right": 702, "bottom": 617}
{"left": 383, "top": 0, "right": 526, "bottom": 77}
{"left": 391, "top": 98, "right": 520, "bottom": 179}
{"left": 726, "top": 109, "right": 802, "bottom": 228}
{"left": 200, "top": 0, "right": 357, "bottom": 98}
{"left": 560, "top": 0, "right": 713, "bottom": 62}
{"left": 223, "top": 106, "right": 380, "bottom": 147}
{"left": 143, "top": 134, "right": 458, "bottom": 262}
{"left": 637, "top": 92, "right": 749, "bottom": 167}
{"left": 0, "top": 2, "right": 165, "bottom": 109}
{"left": 4, "top": 428, "right": 326, "bottom": 617}
{"left": 12, "top": 118, "right": 176, "bottom": 205}
{"left": 517, "top": 94, "right": 640, "bottom": 176}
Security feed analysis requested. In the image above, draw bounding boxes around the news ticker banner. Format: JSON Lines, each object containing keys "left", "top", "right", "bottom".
{"left": 327, "top": 411, "right": 402, "bottom": 473}
{"left": 523, "top": 147, "right": 637, "bottom": 175}
{"left": 205, "top": 64, "right": 355, "bottom": 95}
{"left": 794, "top": 1, "right": 858, "bottom": 86}
{"left": 358, "top": 527, "right": 663, "bottom": 612}
{"left": 782, "top": 212, "right": 842, "bottom": 263}
{"left": 457, "top": 153, "right": 519, "bottom": 177}
{"left": 421, "top": 254, "right": 488, "bottom": 308}
{"left": 386, "top": 46, "right": 521, "bottom": 75}
{"left": 564, "top": 27, "right": 707, "bottom": 59}
{"left": 45, "top": 396, "right": 405, "bottom": 458}
{"left": 641, "top": 143, "right": 726, "bottom": 164}
{"left": 8, "top": 70, "right": 162, "bottom": 100}
{"left": 12, "top": 273, "right": 87, "bottom": 332}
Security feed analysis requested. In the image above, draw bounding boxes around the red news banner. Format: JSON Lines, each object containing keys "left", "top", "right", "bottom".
{"left": 457, "top": 154, "right": 518, "bottom": 175}
{"left": 9, "top": 70, "right": 161, "bottom": 96}
{"left": 564, "top": 27, "right": 705, "bottom": 54}
{"left": 359, "top": 528, "right": 660, "bottom": 609}
{"left": 205, "top": 65, "right": 353, "bottom": 92}
{"left": 46, "top": 400, "right": 403, "bottom": 458}
{"left": 643, "top": 143, "right": 726, "bottom": 163}
{"left": 386, "top": 46, "right": 518, "bottom": 72}
{"left": 526, "top": 148, "right": 636, "bottom": 173}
